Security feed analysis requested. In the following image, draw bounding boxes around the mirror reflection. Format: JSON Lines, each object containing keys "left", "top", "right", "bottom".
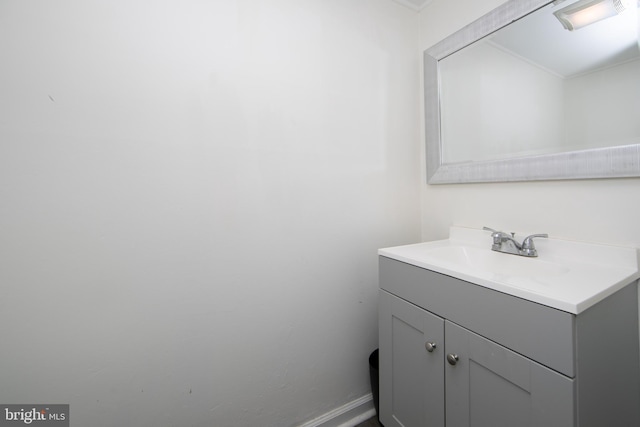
{"left": 439, "top": 0, "right": 640, "bottom": 165}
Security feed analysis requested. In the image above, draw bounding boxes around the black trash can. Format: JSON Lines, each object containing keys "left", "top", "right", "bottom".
{"left": 369, "top": 349, "right": 380, "bottom": 421}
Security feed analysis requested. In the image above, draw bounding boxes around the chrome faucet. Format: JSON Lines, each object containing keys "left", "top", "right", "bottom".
{"left": 483, "top": 227, "right": 548, "bottom": 257}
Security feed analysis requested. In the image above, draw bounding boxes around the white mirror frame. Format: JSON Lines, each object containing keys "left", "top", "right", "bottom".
{"left": 425, "top": 0, "right": 640, "bottom": 184}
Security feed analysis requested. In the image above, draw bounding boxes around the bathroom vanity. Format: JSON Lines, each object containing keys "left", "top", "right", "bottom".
{"left": 378, "top": 227, "right": 640, "bottom": 427}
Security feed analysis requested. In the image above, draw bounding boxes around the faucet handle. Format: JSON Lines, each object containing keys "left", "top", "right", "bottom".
{"left": 483, "top": 226, "right": 502, "bottom": 240}
{"left": 483, "top": 227, "right": 509, "bottom": 246}
{"left": 522, "top": 234, "right": 548, "bottom": 247}
{"left": 521, "top": 233, "right": 548, "bottom": 256}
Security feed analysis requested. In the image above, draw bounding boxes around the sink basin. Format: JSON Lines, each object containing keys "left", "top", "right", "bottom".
{"left": 422, "top": 245, "right": 570, "bottom": 278}
{"left": 379, "top": 226, "right": 639, "bottom": 313}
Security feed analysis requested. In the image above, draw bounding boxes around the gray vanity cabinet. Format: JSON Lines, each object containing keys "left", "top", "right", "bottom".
{"left": 378, "top": 256, "right": 640, "bottom": 427}
{"left": 379, "top": 291, "right": 573, "bottom": 427}
{"left": 444, "top": 318, "right": 574, "bottom": 427}
{"left": 379, "top": 290, "right": 445, "bottom": 427}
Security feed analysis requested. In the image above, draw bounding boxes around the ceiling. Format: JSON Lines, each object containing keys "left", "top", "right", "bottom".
{"left": 392, "top": 0, "right": 433, "bottom": 12}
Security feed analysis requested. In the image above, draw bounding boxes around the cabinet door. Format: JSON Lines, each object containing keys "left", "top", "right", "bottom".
{"left": 379, "top": 291, "right": 445, "bottom": 427}
{"left": 445, "top": 321, "right": 575, "bottom": 427}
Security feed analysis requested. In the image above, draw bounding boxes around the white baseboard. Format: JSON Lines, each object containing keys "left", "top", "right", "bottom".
{"left": 298, "top": 394, "right": 377, "bottom": 427}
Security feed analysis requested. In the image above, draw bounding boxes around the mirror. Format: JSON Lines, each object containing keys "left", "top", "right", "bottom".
{"left": 424, "top": 0, "right": 640, "bottom": 183}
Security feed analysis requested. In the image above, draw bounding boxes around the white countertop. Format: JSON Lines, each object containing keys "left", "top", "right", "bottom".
{"left": 379, "top": 226, "right": 640, "bottom": 314}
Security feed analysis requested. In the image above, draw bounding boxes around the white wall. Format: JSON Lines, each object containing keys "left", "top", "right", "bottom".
{"left": 0, "top": 1, "right": 421, "bottom": 426}
{"left": 440, "top": 41, "right": 565, "bottom": 163}
{"left": 565, "top": 59, "right": 640, "bottom": 150}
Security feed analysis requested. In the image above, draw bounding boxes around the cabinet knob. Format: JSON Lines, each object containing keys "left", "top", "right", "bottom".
{"left": 425, "top": 342, "right": 437, "bottom": 352}
{"left": 447, "top": 353, "right": 459, "bottom": 366}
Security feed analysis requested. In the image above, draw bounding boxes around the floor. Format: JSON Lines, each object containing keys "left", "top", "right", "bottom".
{"left": 355, "top": 416, "right": 383, "bottom": 427}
